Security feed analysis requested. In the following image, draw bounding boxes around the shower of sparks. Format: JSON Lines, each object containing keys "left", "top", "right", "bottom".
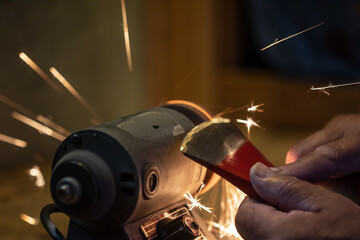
{"left": 184, "top": 192, "right": 212, "bottom": 213}
{"left": 11, "top": 112, "right": 66, "bottom": 141}
{"left": 27, "top": 165, "right": 45, "bottom": 188}
{"left": 36, "top": 115, "right": 71, "bottom": 136}
{"left": 236, "top": 117, "right": 260, "bottom": 138}
{"left": 207, "top": 179, "right": 246, "bottom": 239}
{"left": 19, "top": 52, "right": 62, "bottom": 94}
{"left": 49, "top": 67, "right": 101, "bottom": 122}
{"left": 0, "top": 133, "right": 27, "bottom": 148}
{"left": 0, "top": 94, "right": 70, "bottom": 136}
{"left": 261, "top": 22, "right": 324, "bottom": 51}
{"left": 121, "top": 0, "right": 133, "bottom": 71}
{"left": 20, "top": 213, "right": 39, "bottom": 226}
{"left": 310, "top": 81, "right": 360, "bottom": 95}
{"left": 247, "top": 102, "right": 265, "bottom": 113}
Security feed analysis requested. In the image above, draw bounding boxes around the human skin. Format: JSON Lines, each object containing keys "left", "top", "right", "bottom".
{"left": 235, "top": 114, "right": 360, "bottom": 240}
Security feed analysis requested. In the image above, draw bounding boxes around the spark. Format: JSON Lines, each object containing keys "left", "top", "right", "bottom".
{"left": 0, "top": 133, "right": 27, "bottom": 148}
{"left": 247, "top": 102, "right": 265, "bottom": 113}
{"left": 0, "top": 94, "right": 70, "bottom": 136}
{"left": 121, "top": 0, "right": 133, "bottom": 71}
{"left": 36, "top": 115, "right": 71, "bottom": 136}
{"left": 20, "top": 213, "right": 39, "bottom": 226}
{"left": 11, "top": 111, "right": 66, "bottom": 141}
{"left": 261, "top": 22, "right": 324, "bottom": 51}
{"left": 310, "top": 81, "right": 360, "bottom": 95}
{"left": 27, "top": 165, "right": 45, "bottom": 188}
{"left": 208, "top": 221, "right": 241, "bottom": 239}
{"left": 184, "top": 192, "right": 212, "bottom": 213}
{"left": 236, "top": 117, "right": 260, "bottom": 138}
{"left": 49, "top": 67, "right": 101, "bottom": 122}
{"left": 19, "top": 52, "right": 62, "bottom": 94}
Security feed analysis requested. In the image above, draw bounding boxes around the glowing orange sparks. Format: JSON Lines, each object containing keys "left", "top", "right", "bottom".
{"left": 184, "top": 183, "right": 212, "bottom": 213}
{"left": 27, "top": 165, "right": 45, "bottom": 188}
{"left": 247, "top": 102, "right": 265, "bottom": 113}
{"left": 121, "top": 0, "right": 133, "bottom": 71}
{"left": 19, "top": 52, "right": 62, "bottom": 94}
{"left": 236, "top": 117, "right": 260, "bottom": 138}
{"left": 184, "top": 192, "right": 212, "bottom": 213}
{"left": 36, "top": 115, "right": 71, "bottom": 136}
{"left": 49, "top": 67, "right": 101, "bottom": 122}
{"left": 0, "top": 133, "right": 27, "bottom": 148}
{"left": 11, "top": 112, "right": 66, "bottom": 141}
{"left": 261, "top": 22, "right": 324, "bottom": 51}
{"left": 20, "top": 213, "right": 38, "bottom": 226}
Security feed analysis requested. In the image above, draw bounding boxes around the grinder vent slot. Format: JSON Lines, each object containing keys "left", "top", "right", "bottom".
{"left": 120, "top": 172, "right": 135, "bottom": 196}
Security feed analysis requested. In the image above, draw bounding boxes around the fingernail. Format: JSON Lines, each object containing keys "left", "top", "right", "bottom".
{"left": 270, "top": 167, "right": 283, "bottom": 173}
{"left": 251, "top": 162, "right": 277, "bottom": 178}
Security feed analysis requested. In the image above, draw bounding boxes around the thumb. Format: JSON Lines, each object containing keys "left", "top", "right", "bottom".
{"left": 250, "top": 162, "right": 323, "bottom": 212}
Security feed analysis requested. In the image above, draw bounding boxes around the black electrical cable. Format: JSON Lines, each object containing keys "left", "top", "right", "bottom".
{"left": 40, "top": 203, "right": 66, "bottom": 240}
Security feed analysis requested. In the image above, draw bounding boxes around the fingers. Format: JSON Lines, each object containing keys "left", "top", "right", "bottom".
{"left": 286, "top": 128, "right": 342, "bottom": 164}
{"left": 250, "top": 163, "right": 324, "bottom": 212}
{"left": 286, "top": 114, "right": 360, "bottom": 164}
{"left": 276, "top": 136, "right": 360, "bottom": 182}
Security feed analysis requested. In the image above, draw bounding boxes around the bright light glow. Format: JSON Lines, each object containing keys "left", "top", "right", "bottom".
{"left": 19, "top": 52, "right": 62, "bottom": 94}
{"left": 184, "top": 192, "right": 212, "bottom": 213}
{"left": 247, "top": 101, "right": 265, "bottom": 113}
{"left": 49, "top": 67, "right": 101, "bottom": 122}
{"left": 11, "top": 111, "right": 66, "bottom": 141}
{"left": 236, "top": 117, "right": 260, "bottom": 138}
{"left": 261, "top": 22, "right": 324, "bottom": 51}
{"left": 27, "top": 165, "right": 45, "bottom": 188}
{"left": 0, "top": 133, "right": 27, "bottom": 148}
{"left": 207, "top": 180, "right": 246, "bottom": 239}
{"left": 310, "top": 81, "right": 360, "bottom": 95}
{"left": 121, "top": 0, "right": 133, "bottom": 71}
{"left": 20, "top": 213, "right": 39, "bottom": 225}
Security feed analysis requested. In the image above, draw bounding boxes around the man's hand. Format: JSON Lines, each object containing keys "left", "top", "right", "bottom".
{"left": 281, "top": 114, "right": 360, "bottom": 181}
{"left": 236, "top": 163, "right": 360, "bottom": 240}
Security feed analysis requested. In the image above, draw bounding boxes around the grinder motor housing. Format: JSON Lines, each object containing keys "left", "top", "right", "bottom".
{"left": 41, "top": 101, "right": 216, "bottom": 240}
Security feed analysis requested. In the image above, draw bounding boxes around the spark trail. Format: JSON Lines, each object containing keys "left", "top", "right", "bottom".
{"left": 310, "top": 81, "right": 360, "bottom": 95}
{"left": 261, "top": 22, "right": 324, "bottom": 51}
{"left": 20, "top": 213, "right": 39, "bottom": 226}
{"left": 50, "top": 67, "right": 102, "bottom": 122}
{"left": 11, "top": 112, "right": 66, "bottom": 141}
{"left": 121, "top": 0, "right": 133, "bottom": 71}
{"left": 19, "top": 52, "right": 62, "bottom": 94}
{"left": 0, "top": 133, "right": 27, "bottom": 148}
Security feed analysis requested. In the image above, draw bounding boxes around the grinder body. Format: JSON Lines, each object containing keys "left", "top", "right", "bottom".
{"left": 42, "top": 103, "right": 214, "bottom": 239}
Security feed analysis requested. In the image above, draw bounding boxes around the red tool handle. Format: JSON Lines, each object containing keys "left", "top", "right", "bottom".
{"left": 205, "top": 141, "right": 273, "bottom": 199}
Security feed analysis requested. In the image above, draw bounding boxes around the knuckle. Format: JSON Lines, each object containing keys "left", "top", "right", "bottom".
{"left": 274, "top": 176, "right": 307, "bottom": 210}
{"left": 316, "top": 144, "right": 340, "bottom": 160}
